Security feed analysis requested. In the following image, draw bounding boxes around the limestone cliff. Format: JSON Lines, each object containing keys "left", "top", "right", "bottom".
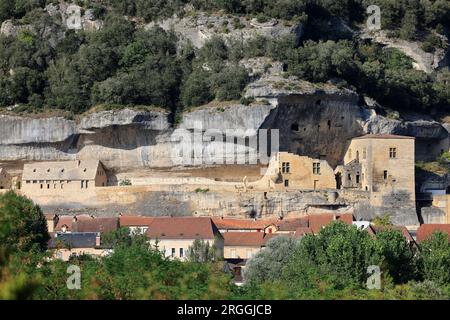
{"left": 0, "top": 83, "right": 447, "bottom": 170}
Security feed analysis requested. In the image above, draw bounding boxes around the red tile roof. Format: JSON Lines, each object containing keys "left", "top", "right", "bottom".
{"left": 76, "top": 217, "right": 118, "bottom": 233}
{"left": 146, "top": 217, "right": 220, "bottom": 240}
{"left": 353, "top": 134, "right": 414, "bottom": 140}
{"left": 119, "top": 216, "right": 156, "bottom": 227}
{"left": 370, "top": 225, "right": 415, "bottom": 243}
{"left": 276, "top": 217, "right": 309, "bottom": 231}
{"left": 211, "top": 217, "right": 278, "bottom": 230}
{"left": 308, "top": 213, "right": 353, "bottom": 233}
{"left": 54, "top": 215, "right": 119, "bottom": 233}
{"left": 54, "top": 215, "right": 92, "bottom": 232}
{"left": 416, "top": 224, "right": 450, "bottom": 243}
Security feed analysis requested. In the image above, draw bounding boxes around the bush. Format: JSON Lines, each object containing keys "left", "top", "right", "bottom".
{"left": 210, "top": 65, "right": 249, "bottom": 101}
{"left": 119, "top": 178, "right": 132, "bottom": 186}
{"left": 421, "top": 33, "right": 442, "bottom": 53}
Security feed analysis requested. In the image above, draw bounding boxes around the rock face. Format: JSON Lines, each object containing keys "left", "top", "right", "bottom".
{"left": 0, "top": 77, "right": 448, "bottom": 169}
{"left": 146, "top": 13, "right": 303, "bottom": 48}
{"left": 0, "top": 20, "right": 34, "bottom": 37}
{"left": 0, "top": 2, "right": 103, "bottom": 39}
{"left": 361, "top": 29, "right": 448, "bottom": 73}
{"left": 0, "top": 115, "right": 77, "bottom": 144}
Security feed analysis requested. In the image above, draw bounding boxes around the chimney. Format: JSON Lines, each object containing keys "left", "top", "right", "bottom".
{"left": 72, "top": 216, "right": 78, "bottom": 233}
{"left": 95, "top": 233, "right": 101, "bottom": 247}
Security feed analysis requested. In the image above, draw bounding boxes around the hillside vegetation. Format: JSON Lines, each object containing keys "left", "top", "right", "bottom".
{"left": 0, "top": 0, "right": 448, "bottom": 116}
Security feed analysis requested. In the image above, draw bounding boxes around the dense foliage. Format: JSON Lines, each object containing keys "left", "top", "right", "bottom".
{"left": 0, "top": 191, "right": 49, "bottom": 252}
{"left": 240, "top": 222, "right": 450, "bottom": 299}
{"left": 0, "top": 191, "right": 48, "bottom": 299}
{"left": 0, "top": 0, "right": 448, "bottom": 116}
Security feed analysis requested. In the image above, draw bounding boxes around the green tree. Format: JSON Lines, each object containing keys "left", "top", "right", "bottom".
{"left": 288, "top": 40, "right": 357, "bottom": 82}
{"left": 0, "top": 191, "right": 49, "bottom": 253}
{"left": 181, "top": 68, "right": 213, "bottom": 107}
{"left": 282, "top": 222, "right": 382, "bottom": 293}
{"left": 186, "top": 239, "right": 218, "bottom": 263}
{"left": 372, "top": 215, "right": 393, "bottom": 227}
{"left": 244, "top": 236, "right": 299, "bottom": 284}
{"left": 210, "top": 65, "right": 249, "bottom": 101}
{"left": 375, "top": 229, "right": 416, "bottom": 283}
{"left": 419, "top": 232, "right": 450, "bottom": 285}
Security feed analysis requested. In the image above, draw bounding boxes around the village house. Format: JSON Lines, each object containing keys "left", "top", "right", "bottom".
{"left": 21, "top": 160, "right": 108, "bottom": 193}
{"left": 119, "top": 215, "right": 156, "bottom": 235}
{"left": 0, "top": 167, "right": 12, "bottom": 190}
{"left": 335, "top": 134, "right": 416, "bottom": 205}
{"left": 221, "top": 213, "right": 354, "bottom": 283}
{"left": 211, "top": 217, "right": 279, "bottom": 233}
{"left": 258, "top": 152, "right": 336, "bottom": 190}
{"left": 48, "top": 215, "right": 119, "bottom": 234}
{"left": 223, "top": 232, "right": 279, "bottom": 260}
{"left": 223, "top": 231, "right": 282, "bottom": 284}
{"left": 146, "top": 217, "right": 224, "bottom": 261}
{"left": 49, "top": 232, "right": 113, "bottom": 261}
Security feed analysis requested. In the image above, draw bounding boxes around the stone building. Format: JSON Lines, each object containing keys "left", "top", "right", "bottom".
{"left": 49, "top": 232, "right": 112, "bottom": 261}
{"left": 146, "top": 217, "right": 224, "bottom": 261}
{"left": 0, "top": 167, "right": 11, "bottom": 189}
{"left": 21, "top": 160, "right": 107, "bottom": 193}
{"left": 336, "top": 134, "right": 416, "bottom": 206}
{"left": 258, "top": 152, "right": 336, "bottom": 190}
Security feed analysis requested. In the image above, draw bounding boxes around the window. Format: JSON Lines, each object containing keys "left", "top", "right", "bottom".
{"left": 313, "top": 163, "right": 321, "bottom": 175}
{"left": 85, "top": 180, "right": 89, "bottom": 189}
{"left": 389, "top": 147, "right": 397, "bottom": 159}
{"left": 383, "top": 170, "right": 388, "bottom": 180}
{"left": 81, "top": 181, "right": 84, "bottom": 189}
{"left": 171, "top": 248, "right": 175, "bottom": 257}
{"left": 284, "top": 179, "right": 289, "bottom": 187}
{"left": 179, "top": 248, "right": 184, "bottom": 258}
{"left": 363, "top": 148, "right": 367, "bottom": 159}
{"left": 281, "top": 162, "right": 290, "bottom": 173}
